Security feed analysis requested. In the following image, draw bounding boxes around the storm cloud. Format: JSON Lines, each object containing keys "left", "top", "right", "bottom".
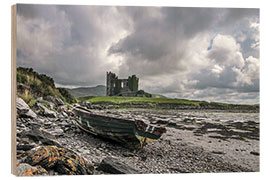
{"left": 16, "top": 4, "right": 259, "bottom": 104}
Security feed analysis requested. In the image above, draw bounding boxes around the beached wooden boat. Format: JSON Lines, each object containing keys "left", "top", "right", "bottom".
{"left": 73, "top": 106, "right": 166, "bottom": 148}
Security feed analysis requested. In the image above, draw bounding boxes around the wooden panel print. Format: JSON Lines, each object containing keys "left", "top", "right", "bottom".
{"left": 11, "top": 4, "right": 260, "bottom": 176}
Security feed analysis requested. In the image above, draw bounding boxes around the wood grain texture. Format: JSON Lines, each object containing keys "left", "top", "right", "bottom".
{"left": 11, "top": 4, "right": 17, "bottom": 176}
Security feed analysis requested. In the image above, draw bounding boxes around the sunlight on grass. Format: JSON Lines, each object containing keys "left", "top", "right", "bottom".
{"left": 79, "top": 96, "right": 200, "bottom": 106}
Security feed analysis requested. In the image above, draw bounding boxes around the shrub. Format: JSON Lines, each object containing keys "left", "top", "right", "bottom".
{"left": 57, "top": 88, "right": 77, "bottom": 104}
{"left": 17, "top": 73, "right": 27, "bottom": 84}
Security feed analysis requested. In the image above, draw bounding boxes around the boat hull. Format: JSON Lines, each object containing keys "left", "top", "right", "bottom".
{"left": 73, "top": 107, "right": 166, "bottom": 148}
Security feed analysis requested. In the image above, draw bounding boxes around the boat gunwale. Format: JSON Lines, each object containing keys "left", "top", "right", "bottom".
{"left": 74, "top": 106, "right": 137, "bottom": 124}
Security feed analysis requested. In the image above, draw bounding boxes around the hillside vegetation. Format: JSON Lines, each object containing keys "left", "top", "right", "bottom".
{"left": 17, "top": 67, "right": 76, "bottom": 106}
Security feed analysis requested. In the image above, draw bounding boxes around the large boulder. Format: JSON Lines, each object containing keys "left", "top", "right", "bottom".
{"left": 45, "top": 96, "right": 64, "bottom": 106}
{"left": 97, "top": 157, "right": 139, "bottom": 174}
{"left": 16, "top": 97, "right": 37, "bottom": 119}
{"left": 36, "top": 103, "right": 57, "bottom": 118}
{"left": 18, "top": 128, "right": 62, "bottom": 147}
{"left": 16, "top": 163, "right": 48, "bottom": 176}
{"left": 18, "top": 145, "right": 93, "bottom": 175}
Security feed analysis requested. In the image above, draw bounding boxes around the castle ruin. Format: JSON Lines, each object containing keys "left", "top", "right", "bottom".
{"left": 106, "top": 72, "right": 139, "bottom": 96}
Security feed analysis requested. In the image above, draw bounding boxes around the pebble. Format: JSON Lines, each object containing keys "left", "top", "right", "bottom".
{"left": 250, "top": 151, "right": 259, "bottom": 156}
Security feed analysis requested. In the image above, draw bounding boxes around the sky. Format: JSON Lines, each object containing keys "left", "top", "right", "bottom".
{"left": 16, "top": 4, "right": 260, "bottom": 104}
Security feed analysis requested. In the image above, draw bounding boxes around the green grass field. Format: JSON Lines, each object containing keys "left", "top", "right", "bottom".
{"left": 78, "top": 96, "right": 259, "bottom": 110}
{"left": 78, "top": 96, "right": 199, "bottom": 105}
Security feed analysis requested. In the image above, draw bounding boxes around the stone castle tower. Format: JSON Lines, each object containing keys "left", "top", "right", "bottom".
{"left": 106, "top": 72, "right": 139, "bottom": 96}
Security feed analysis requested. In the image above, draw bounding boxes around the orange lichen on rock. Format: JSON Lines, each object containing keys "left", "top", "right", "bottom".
{"left": 23, "top": 169, "right": 34, "bottom": 176}
{"left": 17, "top": 145, "right": 93, "bottom": 175}
{"left": 17, "top": 163, "right": 48, "bottom": 176}
{"left": 22, "top": 146, "right": 59, "bottom": 169}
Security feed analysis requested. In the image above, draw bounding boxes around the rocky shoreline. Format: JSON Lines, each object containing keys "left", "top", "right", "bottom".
{"left": 81, "top": 101, "right": 259, "bottom": 113}
{"left": 15, "top": 97, "right": 259, "bottom": 176}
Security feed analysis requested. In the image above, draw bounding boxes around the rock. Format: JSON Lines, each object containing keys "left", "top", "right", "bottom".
{"left": 155, "top": 119, "right": 168, "bottom": 125}
{"left": 55, "top": 98, "right": 64, "bottom": 106}
{"left": 212, "top": 151, "right": 225, "bottom": 155}
{"left": 18, "top": 145, "right": 93, "bottom": 175}
{"left": 19, "top": 146, "right": 61, "bottom": 169}
{"left": 17, "top": 144, "right": 36, "bottom": 151}
{"left": 250, "top": 151, "right": 260, "bottom": 156}
{"left": 36, "top": 103, "right": 57, "bottom": 118}
{"left": 37, "top": 97, "right": 43, "bottom": 101}
{"left": 60, "top": 121, "right": 69, "bottom": 127}
{"left": 61, "top": 112, "right": 68, "bottom": 117}
{"left": 47, "top": 128, "right": 64, "bottom": 137}
{"left": 167, "top": 121, "right": 177, "bottom": 127}
{"left": 19, "top": 128, "right": 62, "bottom": 147}
{"left": 169, "top": 167, "right": 189, "bottom": 173}
{"left": 75, "top": 128, "right": 82, "bottom": 133}
{"left": 122, "top": 151, "right": 134, "bottom": 157}
{"left": 55, "top": 147, "right": 93, "bottom": 175}
{"left": 67, "top": 109, "right": 75, "bottom": 116}
{"left": 78, "top": 148, "right": 90, "bottom": 154}
{"left": 27, "top": 121, "right": 42, "bottom": 129}
{"left": 73, "top": 103, "right": 80, "bottom": 107}
{"left": 82, "top": 101, "right": 92, "bottom": 108}
{"left": 17, "top": 163, "right": 48, "bottom": 176}
{"left": 16, "top": 97, "right": 37, "bottom": 119}
{"left": 140, "top": 156, "right": 147, "bottom": 161}
{"left": 97, "top": 157, "right": 139, "bottom": 174}
{"left": 58, "top": 105, "right": 68, "bottom": 112}
{"left": 46, "top": 102, "right": 55, "bottom": 110}
{"left": 37, "top": 97, "right": 55, "bottom": 109}
{"left": 58, "top": 114, "right": 64, "bottom": 119}
{"left": 45, "top": 96, "right": 64, "bottom": 106}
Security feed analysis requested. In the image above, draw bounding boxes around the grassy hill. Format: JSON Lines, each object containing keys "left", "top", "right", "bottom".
{"left": 66, "top": 85, "right": 106, "bottom": 97}
{"left": 17, "top": 67, "right": 77, "bottom": 106}
{"left": 78, "top": 96, "right": 259, "bottom": 111}
{"left": 78, "top": 96, "right": 196, "bottom": 104}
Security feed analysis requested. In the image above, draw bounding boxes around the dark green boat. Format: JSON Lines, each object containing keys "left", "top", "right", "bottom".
{"left": 73, "top": 106, "right": 166, "bottom": 148}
